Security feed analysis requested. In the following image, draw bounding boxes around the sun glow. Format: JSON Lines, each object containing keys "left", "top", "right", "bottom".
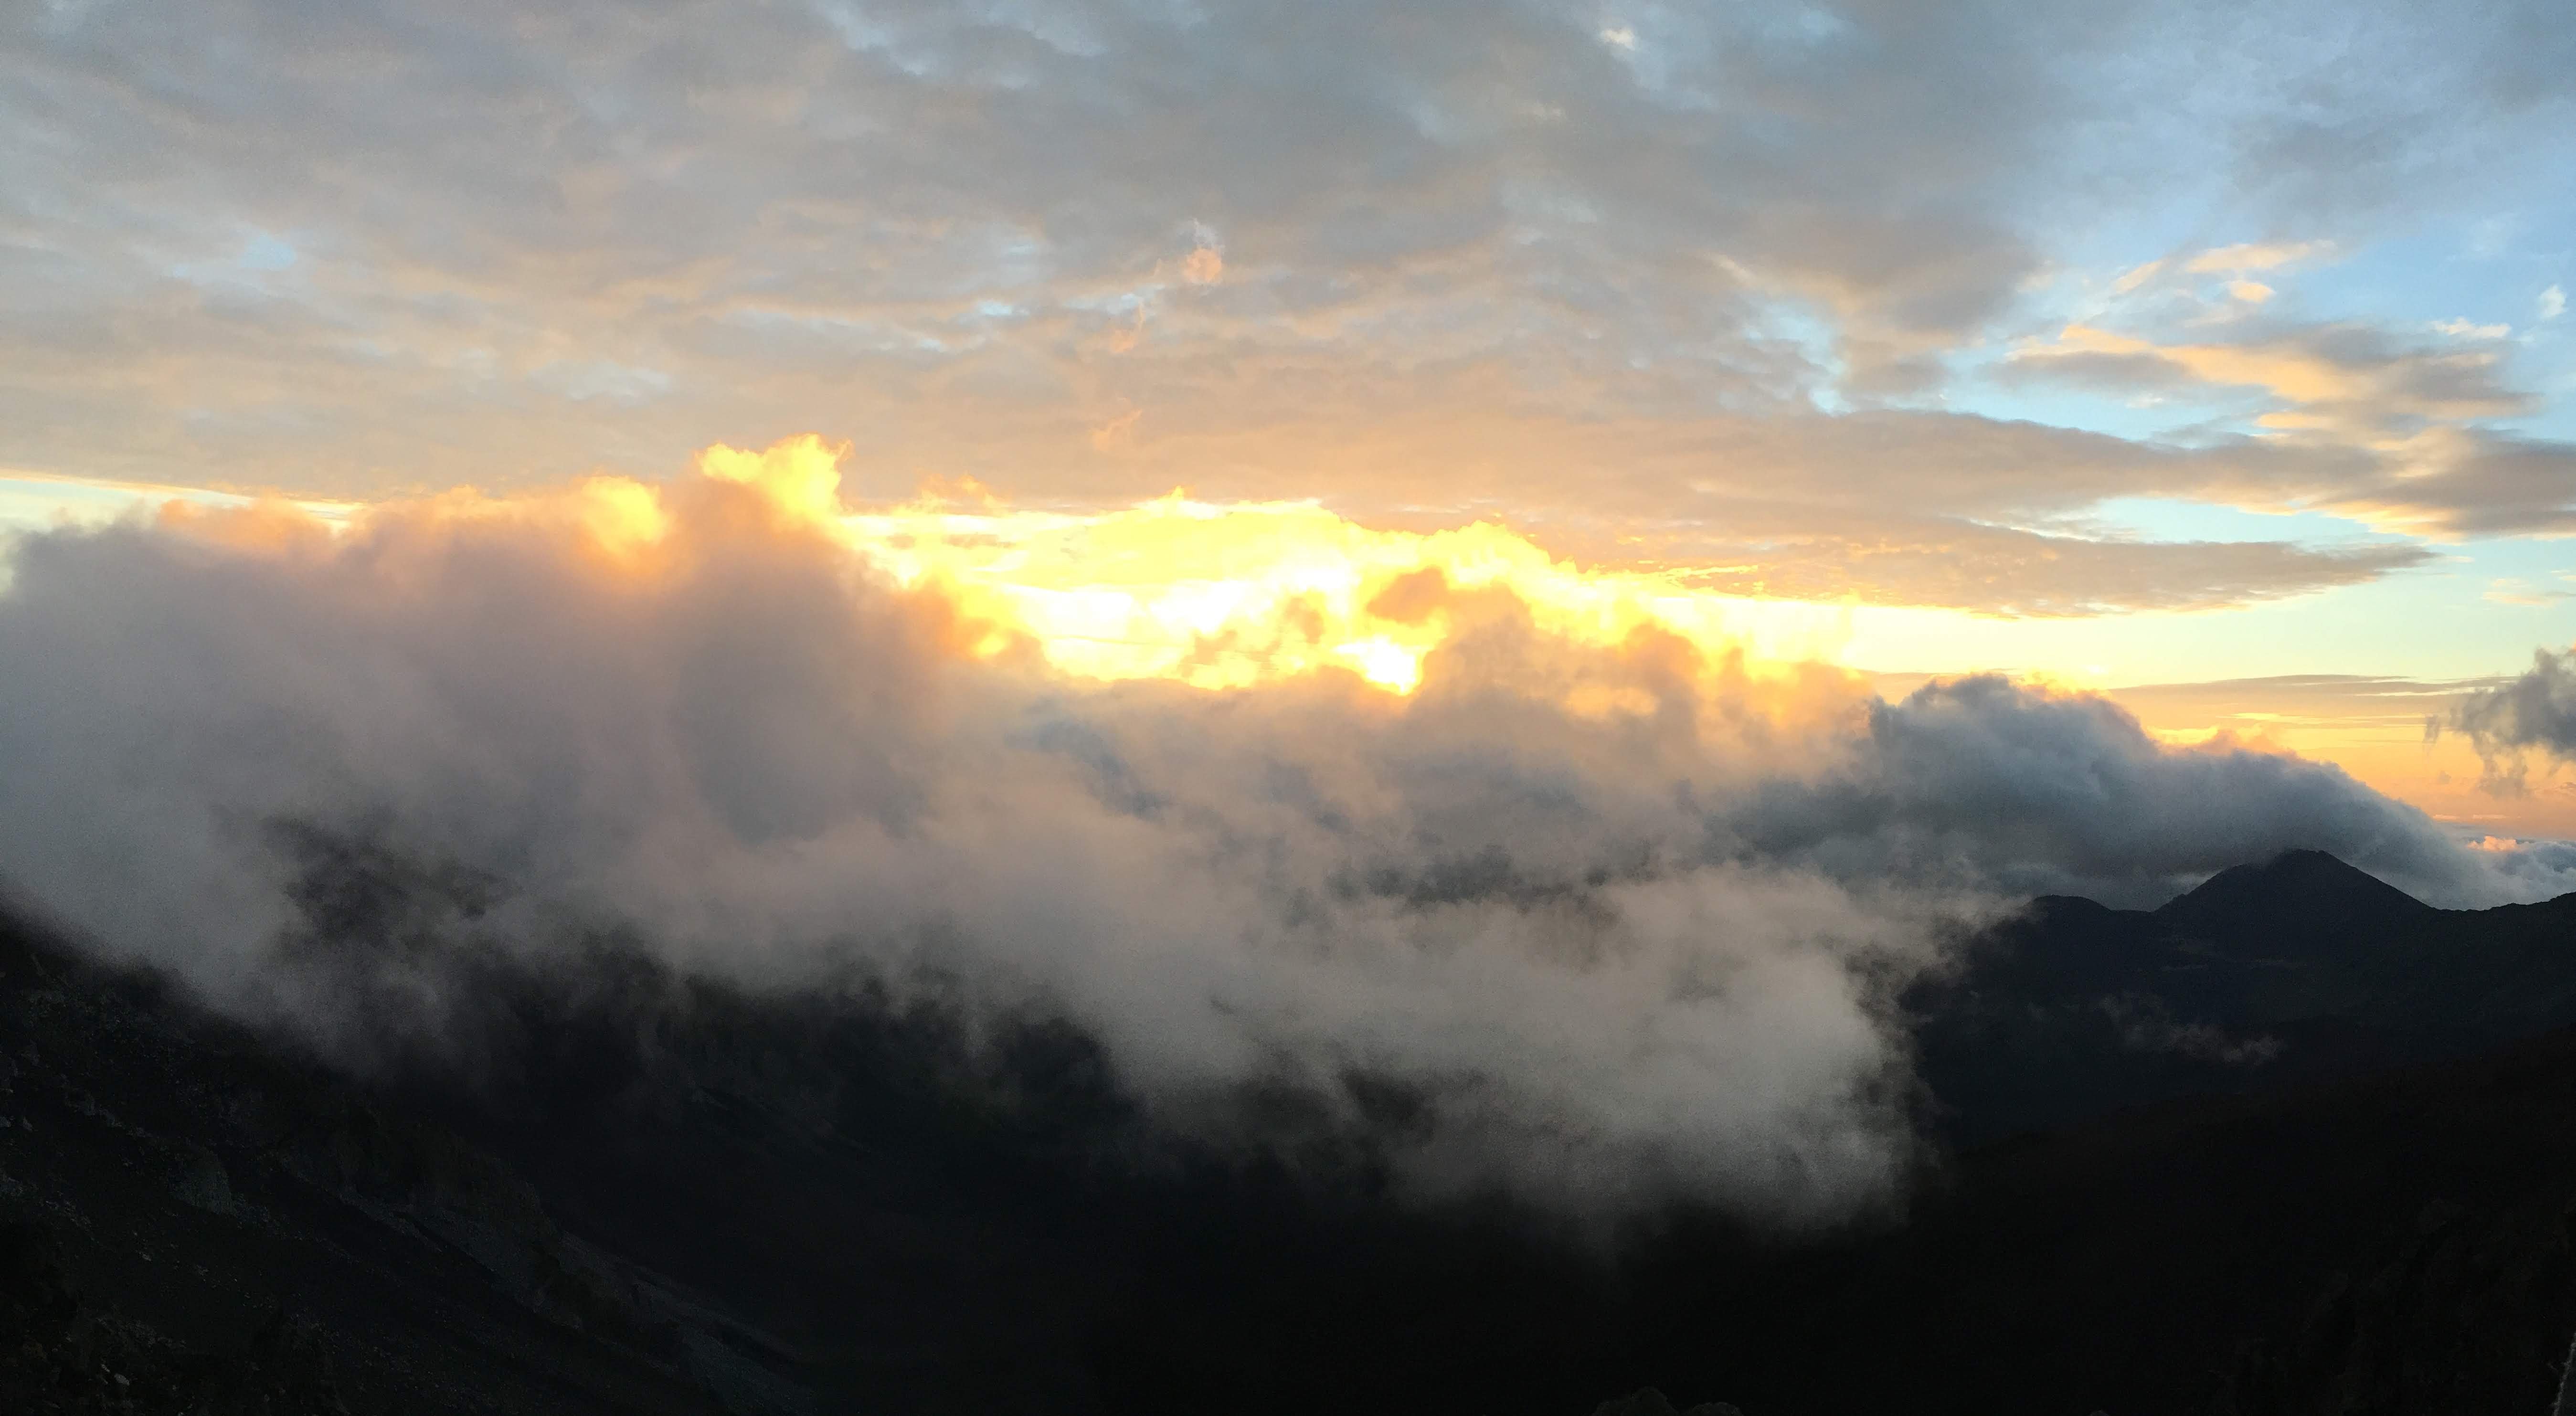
{"left": 540, "top": 435, "right": 1857, "bottom": 697}
{"left": 817, "top": 457, "right": 1857, "bottom": 695}
{"left": 95, "top": 435, "right": 1860, "bottom": 700}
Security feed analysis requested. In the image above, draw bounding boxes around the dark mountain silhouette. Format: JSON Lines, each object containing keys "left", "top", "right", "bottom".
{"left": 2156, "top": 848, "right": 2439, "bottom": 947}
{"left": 1912, "top": 850, "right": 2576, "bottom": 1142}
{"left": 6, "top": 850, "right": 2576, "bottom": 1414}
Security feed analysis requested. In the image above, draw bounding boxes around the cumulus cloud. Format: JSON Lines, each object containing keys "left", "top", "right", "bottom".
{"left": 0, "top": 448, "right": 2557, "bottom": 1220}
{"left": 2444, "top": 645, "right": 2576, "bottom": 792}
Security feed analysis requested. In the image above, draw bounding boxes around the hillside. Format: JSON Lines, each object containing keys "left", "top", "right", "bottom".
{"left": 7, "top": 854, "right": 2576, "bottom": 1413}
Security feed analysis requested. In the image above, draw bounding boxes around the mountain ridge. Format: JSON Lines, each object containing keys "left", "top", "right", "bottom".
{"left": 1914, "top": 849, "right": 2576, "bottom": 1142}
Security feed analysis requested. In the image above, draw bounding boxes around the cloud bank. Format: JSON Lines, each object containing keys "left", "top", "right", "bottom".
{"left": 0, "top": 450, "right": 2561, "bottom": 1219}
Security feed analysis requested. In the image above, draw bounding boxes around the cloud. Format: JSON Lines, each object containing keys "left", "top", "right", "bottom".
{"left": 2484, "top": 577, "right": 2576, "bottom": 607}
{"left": 1001, "top": 402, "right": 2439, "bottom": 612}
{"left": 1722, "top": 674, "right": 2531, "bottom": 908}
{"left": 2329, "top": 429, "right": 2576, "bottom": 538}
{"left": 0, "top": 0, "right": 2077, "bottom": 455}
{"left": 0, "top": 445, "right": 2559, "bottom": 1220}
{"left": 1179, "top": 245, "right": 1224, "bottom": 286}
{"left": 2432, "top": 317, "right": 2510, "bottom": 340}
{"left": 2013, "top": 323, "right": 2531, "bottom": 433}
{"left": 2, "top": 0, "right": 2571, "bottom": 614}
{"left": 2004, "top": 321, "right": 2576, "bottom": 538}
{"left": 2544, "top": 285, "right": 2568, "bottom": 321}
{"left": 2184, "top": 241, "right": 2332, "bottom": 274}
{"left": 2444, "top": 645, "right": 2576, "bottom": 792}
{"left": 2103, "top": 672, "right": 2491, "bottom": 730}
{"left": 2192, "top": 1, "right": 2576, "bottom": 225}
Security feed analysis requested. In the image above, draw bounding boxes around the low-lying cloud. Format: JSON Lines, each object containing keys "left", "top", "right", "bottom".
{"left": 0, "top": 454, "right": 2561, "bottom": 1221}
{"left": 2445, "top": 645, "right": 2576, "bottom": 792}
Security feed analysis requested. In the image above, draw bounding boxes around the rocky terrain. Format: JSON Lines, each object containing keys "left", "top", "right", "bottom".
{"left": 6, "top": 852, "right": 2576, "bottom": 1414}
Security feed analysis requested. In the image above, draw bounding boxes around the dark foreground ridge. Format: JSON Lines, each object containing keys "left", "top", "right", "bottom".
{"left": 6, "top": 852, "right": 2576, "bottom": 1414}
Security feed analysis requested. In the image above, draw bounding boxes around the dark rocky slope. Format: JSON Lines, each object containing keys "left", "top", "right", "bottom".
{"left": 6, "top": 853, "right": 2576, "bottom": 1414}
{"left": 1912, "top": 850, "right": 2576, "bottom": 1141}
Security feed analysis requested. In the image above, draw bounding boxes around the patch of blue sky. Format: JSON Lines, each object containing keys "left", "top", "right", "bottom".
{"left": 0, "top": 476, "right": 163, "bottom": 534}
{"left": 1750, "top": 299, "right": 1845, "bottom": 412}
{"left": 169, "top": 230, "right": 302, "bottom": 289}
{"left": 0, "top": 475, "right": 352, "bottom": 539}
{"left": 237, "top": 232, "right": 298, "bottom": 271}
{"left": 2294, "top": 225, "right": 2555, "bottom": 336}
{"left": 812, "top": 2, "right": 937, "bottom": 75}
{"left": 970, "top": 0, "right": 1108, "bottom": 57}
{"left": 2528, "top": 384, "right": 2576, "bottom": 444}
{"left": 2461, "top": 537, "right": 2576, "bottom": 609}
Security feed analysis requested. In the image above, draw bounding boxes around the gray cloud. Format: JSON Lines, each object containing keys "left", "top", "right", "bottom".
{"left": 2007, "top": 322, "right": 2534, "bottom": 433}
{"left": 1727, "top": 675, "right": 2523, "bottom": 908}
{"left": 0, "top": 476, "right": 2559, "bottom": 1218}
{"left": 2445, "top": 646, "right": 2576, "bottom": 793}
{"left": 2337, "top": 432, "right": 2576, "bottom": 539}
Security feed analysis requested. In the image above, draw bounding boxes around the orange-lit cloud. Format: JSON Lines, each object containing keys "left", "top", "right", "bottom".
{"left": 2183, "top": 241, "right": 2332, "bottom": 275}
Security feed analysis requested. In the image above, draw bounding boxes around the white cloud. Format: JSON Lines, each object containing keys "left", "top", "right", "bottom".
{"left": 2110, "top": 259, "right": 2166, "bottom": 295}
{"left": 2433, "top": 317, "right": 2511, "bottom": 340}
{"left": 2184, "top": 241, "right": 2332, "bottom": 275}
{"left": 2543, "top": 285, "right": 2567, "bottom": 321}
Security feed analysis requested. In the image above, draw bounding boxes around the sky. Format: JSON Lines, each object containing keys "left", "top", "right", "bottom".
{"left": 10, "top": 0, "right": 2576, "bottom": 1214}
{"left": 5, "top": 0, "right": 2576, "bottom": 823}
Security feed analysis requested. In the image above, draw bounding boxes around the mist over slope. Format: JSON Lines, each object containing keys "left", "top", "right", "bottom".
{"left": 14, "top": 852, "right": 2576, "bottom": 1414}
{"left": 0, "top": 444, "right": 2563, "bottom": 1217}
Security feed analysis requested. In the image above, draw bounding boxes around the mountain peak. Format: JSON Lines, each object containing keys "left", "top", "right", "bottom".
{"left": 2156, "top": 849, "right": 2433, "bottom": 946}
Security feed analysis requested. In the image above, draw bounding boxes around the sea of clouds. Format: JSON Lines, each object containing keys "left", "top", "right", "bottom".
{"left": 1, "top": 455, "right": 2567, "bottom": 1220}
